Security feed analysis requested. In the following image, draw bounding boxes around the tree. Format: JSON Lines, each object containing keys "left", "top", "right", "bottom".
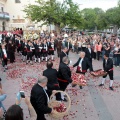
{"left": 81, "top": 8, "right": 96, "bottom": 30}
{"left": 81, "top": 8, "right": 108, "bottom": 30}
{"left": 24, "top": 0, "right": 83, "bottom": 32}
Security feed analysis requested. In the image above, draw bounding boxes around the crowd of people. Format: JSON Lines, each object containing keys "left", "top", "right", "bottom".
{"left": 0, "top": 28, "right": 119, "bottom": 119}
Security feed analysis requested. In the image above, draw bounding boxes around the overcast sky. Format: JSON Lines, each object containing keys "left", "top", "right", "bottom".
{"left": 70, "top": 0, "right": 118, "bottom": 11}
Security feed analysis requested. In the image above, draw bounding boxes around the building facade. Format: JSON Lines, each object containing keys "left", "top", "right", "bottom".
{"left": 0, "top": 0, "right": 10, "bottom": 31}
{"left": 4, "top": 0, "right": 48, "bottom": 31}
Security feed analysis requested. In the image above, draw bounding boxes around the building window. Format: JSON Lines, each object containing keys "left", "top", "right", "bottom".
{"left": 15, "top": 0, "right": 21, "bottom": 3}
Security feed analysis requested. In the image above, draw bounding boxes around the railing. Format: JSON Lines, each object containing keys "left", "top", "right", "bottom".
{"left": 0, "top": 12, "right": 10, "bottom": 20}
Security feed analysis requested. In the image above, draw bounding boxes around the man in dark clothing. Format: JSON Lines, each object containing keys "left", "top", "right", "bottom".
{"left": 43, "top": 61, "right": 61, "bottom": 100}
{"left": 85, "top": 44, "right": 93, "bottom": 65}
{"left": 73, "top": 51, "right": 93, "bottom": 89}
{"left": 60, "top": 46, "right": 68, "bottom": 63}
{"left": 99, "top": 53, "right": 114, "bottom": 91}
{"left": 30, "top": 76, "right": 54, "bottom": 120}
{"left": 57, "top": 56, "right": 72, "bottom": 101}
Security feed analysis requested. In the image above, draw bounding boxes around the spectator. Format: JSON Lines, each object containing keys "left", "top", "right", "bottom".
{"left": 0, "top": 88, "right": 7, "bottom": 117}
{"left": 96, "top": 41, "right": 102, "bottom": 61}
{"left": 5, "top": 97, "right": 37, "bottom": 120}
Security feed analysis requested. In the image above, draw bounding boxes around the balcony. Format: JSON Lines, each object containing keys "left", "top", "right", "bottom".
{"left": 0, "top": 0, "right": 7, "bottom": 3}
{"left": 0, "top": 12, "right": 10, "bottom": 20}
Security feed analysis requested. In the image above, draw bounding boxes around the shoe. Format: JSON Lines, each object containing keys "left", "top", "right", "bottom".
{"left": 109, "top": 87, "right": 114, "bottom": 91}
{"left": 62, "top": 98, "right": 68, "bottom": 102}
{"left": 5, "top": 67, "right": 8, "bottom": 70}
{"left": 99, "top": 84, "right": 104, "bottom": 87}
{"left": 72, "top": 84, "right": 77, "bottom": 87}
{"left": 64, "top": 95, "right": 67, "bottom": 98}
{"left": 79, "top": 86, "right": 83, "bottom": 89}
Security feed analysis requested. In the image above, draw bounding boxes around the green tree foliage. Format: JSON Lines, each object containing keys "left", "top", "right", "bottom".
{"left": 106, "top": 7, "right": 120, "bottom": 27}
{"left": 24, "top": 0, "right": 83, "bottom": 31}
{"left": 24, "top": 0, "right": 120, "bottom": 31}
{"left": 81, "top": 8, "right": 108, "bottom": 30}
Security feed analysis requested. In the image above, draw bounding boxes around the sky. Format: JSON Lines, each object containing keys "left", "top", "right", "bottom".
{"left": 71, "top": 0, "right": 118, "bottom": 11}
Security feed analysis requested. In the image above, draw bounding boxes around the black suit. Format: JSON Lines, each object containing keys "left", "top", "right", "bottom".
{"left": 73, "top": 57, "right": 93, "bottom": 74}
{"left": 85, "top": 48, "right": 93, "bottom": 64}
{"left": 43, "top": 68, "right": 61, "bottom": 100}
{"left": 43, "top": 68, "right": 58, "bottom": 88}
{"left": 103, "top": 58, "right": 113, "bottom": 80}
{"left": 30, "top": 83, "right": 52, "bottom": 120}
{"left": 60, "top": 51, "right": 67, "bottom": 63}
{"left": 57, "top": 62, "right": 72, "bottom": 91}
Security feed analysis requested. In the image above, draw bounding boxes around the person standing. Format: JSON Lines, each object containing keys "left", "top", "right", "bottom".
{"left": 57, "top": 57, "right": 72, "bottom": 101}
{"left": 99, "top": 53, "right": 114, "bottom": 90}
{"left": 30, "top": 76, "right": 55, "bottom": 120}
{"left": 96, "top": 42, "right": 102, "bottom": 61}
{"left": 73, "top": 51, "right": 93, "bottom": 89}
{"left": 26, "top": 41, "right": 34, "bottom": 65}
{"left": 0, "top": 88, "right": 7, "bottom": 117}
{"left": 41, "top": 40, "right": 48, "bottom": 62}
{"left": 85, "top": 44, "right": 93, "bottom": 65}
{"left": 8, "top": 40, "right": 15, "bottom": 63}
{"left": 56, "top": 38, "right": 62, "bottom": 57}
{"left": 1, "top": 44, "right": 8, "bottom": 72}
{"left": 43, "top": 61, "right": 61, "bottom": 100}
{"left": 60, "top": 46, "right": 68, "bottom": 63}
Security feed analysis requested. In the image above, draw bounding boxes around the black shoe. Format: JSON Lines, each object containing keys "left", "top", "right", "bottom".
{"left": 79, "top": 86, "right": 83, "bottom": 89}
{"left": 64, "top": 95, "right": 67, "bottom": 98}
{"left": 72, "top": 84, "right": 77, "bottom": 87}
{"left": 99, "top": 84, "right": 104, "bottom": 87}
{"left": 5, "top": 67, "right": 8, "bottom": 70}
{"left": 109, "top": 87, "right": 114, "bottom": 91}
{"left": 62, "top": 98, "right": 68, "bottom": 102}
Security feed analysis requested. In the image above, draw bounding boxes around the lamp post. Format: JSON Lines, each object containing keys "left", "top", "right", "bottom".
{"left": 2, "top": 9, "right": 5, "bottom": 31}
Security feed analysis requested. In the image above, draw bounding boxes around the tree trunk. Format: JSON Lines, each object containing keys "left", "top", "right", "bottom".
{"left": 113, "top": 25, "right": 118, "bottom": 35}
{"left": 55, "top": 24, "right": 61, "bottom": 34}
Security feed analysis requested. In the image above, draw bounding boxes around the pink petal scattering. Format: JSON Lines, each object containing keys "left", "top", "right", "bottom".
{"left": 7, "top": 69, "right": 26, "bottom": 79}
{"left": 3, "top": 53, "right": 120, "bottom": 120}
{"left": 71, "top": 73, "right": 87, "bottom": 86}
{"left": 20, "top": 77, "right": 38, "bottom": 92}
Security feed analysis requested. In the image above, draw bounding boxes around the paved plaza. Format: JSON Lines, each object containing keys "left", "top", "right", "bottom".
{"left": 0, "top": 52, "right": 120, "bottom": 120}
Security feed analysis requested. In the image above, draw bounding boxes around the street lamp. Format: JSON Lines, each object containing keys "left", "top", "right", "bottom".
{"left": 2, "top": 8, "right": 5, "bottom": 31}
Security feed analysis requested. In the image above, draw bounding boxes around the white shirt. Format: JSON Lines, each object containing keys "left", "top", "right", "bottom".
{"left": 79, "top": 58, "right": 83, "bottom": 71}
{"left": 43, "top": 88, "right": 50, "bottom": 103}
{"left": 38, "top": 84, "right": 50, "bottom": 103}
{"left": 2, "top": 49, "right": 7, "bottom": 58}
{"left": 44, "top": 44, "right": 47, "bottom": 51}
{"left": 88, "top": 48, "right": 91, "bottom": 53}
